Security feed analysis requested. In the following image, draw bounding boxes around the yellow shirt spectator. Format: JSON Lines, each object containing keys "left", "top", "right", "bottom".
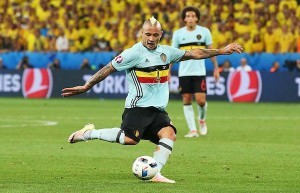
{"left": 263, "top": 27, "right": 279, "bottom": 53}
{"left": 110, "top": 0, "right": 126, "bottom": 15}
{"left": 35, "top": 6, "right": 51, "bottom": 22}
{"left": 7, "top": 27, "right": 18, "bottom": 40}
{"left": 73, "top": 37, "right": 90, "bottom": 52}
{"left": 279, "top": 0, "right": 297, "bottom": 10}
{"left": 251, "top": 34, "right": 264, "bottom": 53}
{"left": 235, "top": 19, "right": 252, "bottom": 35}
{"left": 215, "top": 31, "right": 231, "bottom": 47}
{"left": 277, "top": 26, "right": 295, "bottom": 53}
{"left": 27, "top": 29, "right": 46, "bottom": 51}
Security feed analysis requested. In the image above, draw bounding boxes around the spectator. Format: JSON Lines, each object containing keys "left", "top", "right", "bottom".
{"left": 298, "top": 36, "right": 300, "bottom": 53}
{"left": 27, "top": 29, "right": 46, "bottom": 51}
{"left": 277, "top": 25, "right": 295, "bottom": 53}
{"left": 236, "top": 58, "right": 252, "bottom": 71}
{"left": 48, "top": 59, "right": 61, "bottom": 70}
{"left": 0, "top": 57, "right": 7, "bottom": 69}
{"left": 80, "top": 58, "right": 92, "bottom": 70}
{"left": 220, "top": 60, "right": 235, "bottom": 72}
{"left": 74, "top": 36, "right": 90, "bottom": 52}
{"left": 55, "top": 28, "right": 69, "bottom": 51}
{"left": 263, "top": 25, "right": 278, "bottom": 53}
{"left": 0, "top": 34, "right": 13, "bottom": 52}
{"left": 0, "top": 0, "right": 298, "bottom": 53}
{"left": 297, "top": 60, "right": 300, "bottom": 72}
{"left": 251, "top": 34, "right": 264, "bottom": 53}
{"left": 270, "top": 61, "right": 280, "bottom": 72}
{"left": 284, "top": 60, "right": 300, "bottom": 72}
{"left": 90, "top": 37, "right": 112, "bottom": 52}
{"left": 16, "top": 56, "right": 33, "bottom": 70}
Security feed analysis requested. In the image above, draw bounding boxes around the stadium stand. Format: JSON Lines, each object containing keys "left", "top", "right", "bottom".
{"left": 0, "top": 0, "right": 299, "bottom": 70}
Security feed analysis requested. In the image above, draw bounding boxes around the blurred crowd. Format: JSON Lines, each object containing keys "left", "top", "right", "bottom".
{"left": 0, "top": 0, "right": 299, "bottom": 54}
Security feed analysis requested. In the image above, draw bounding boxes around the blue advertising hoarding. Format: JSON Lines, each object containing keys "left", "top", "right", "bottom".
{"left": 0, "top": 69, "right": 299, "bottom": 102}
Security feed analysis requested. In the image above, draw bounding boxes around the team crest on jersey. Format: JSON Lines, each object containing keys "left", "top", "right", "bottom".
{"left": 196, "top": 34, "right": 202, "bottom": 40}
{"left": 160, "top": 53, "right": 167, "bottom": 63}
{"left": 134, "top": 130, "right": 140, "bottom": 137}
{"left": 114, "top": 55, "right": 123, "bottom": 64}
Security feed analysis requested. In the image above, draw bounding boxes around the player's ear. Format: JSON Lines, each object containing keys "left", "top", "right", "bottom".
{"left": 159, "top": 31, "right": 163, "bottom": 39}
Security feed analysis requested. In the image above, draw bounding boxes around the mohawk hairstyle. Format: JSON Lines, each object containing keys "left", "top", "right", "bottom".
{"left": 149, "top": 16, "right": 157, "bottom": 26}
{"left": 143, "top": 16, "right": 162, "bottom": 29}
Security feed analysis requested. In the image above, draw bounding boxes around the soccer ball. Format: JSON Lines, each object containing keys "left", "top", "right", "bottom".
{"left": 132, "top": 156, "right": 158, "bottom": 180}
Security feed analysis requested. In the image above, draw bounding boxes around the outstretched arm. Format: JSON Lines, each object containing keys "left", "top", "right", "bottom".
{"left": 180, "top": 43, "right": 243, "bottom": 61}
{"left": 207, "top": 44, "right": 220, "bottom": 82}
{"left": 62, "top": 62, "right": 116, "bottom": 97}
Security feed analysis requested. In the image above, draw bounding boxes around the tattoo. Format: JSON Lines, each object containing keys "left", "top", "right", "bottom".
{"left": 181, "top": 48, "right": 221, "bottom": 61}
{"left": 194, "top": 49, "right": 221, "bottom": 59}
{"left": 86, "top": 63, "right": 116, "bottom": 88}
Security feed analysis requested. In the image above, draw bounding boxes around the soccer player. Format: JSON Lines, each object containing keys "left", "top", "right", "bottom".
{"left": 62, "top": 17, "right": 243, "bottom": 183}
{"left": 171, "top": 7, "right": 219, "bottom": 137}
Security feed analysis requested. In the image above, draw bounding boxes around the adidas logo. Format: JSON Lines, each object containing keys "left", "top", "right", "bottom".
{"left": 145, "top": 59, "right": 150, "bottom": 63}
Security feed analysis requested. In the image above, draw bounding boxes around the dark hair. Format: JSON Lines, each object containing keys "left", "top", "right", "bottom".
{"left": 181, "top": 6, "right": 201, "bottom": 22}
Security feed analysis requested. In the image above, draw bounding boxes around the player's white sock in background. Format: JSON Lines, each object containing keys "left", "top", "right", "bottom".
{"left": 198, "top": 102, "right": 208, "bottom": 135}
{"left": 153, "top": 138, "right": 174, "bottom": 172}
{"left": 183, "top": 105, "right": 197, "bottom": 131}
{"left": 197, "top": 102, "right": 207, "bottom": 122}
{"left": 84, "top": 128, "right": 125, "bottom": 144}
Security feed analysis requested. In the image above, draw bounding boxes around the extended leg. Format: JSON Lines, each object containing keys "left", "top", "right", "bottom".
{"left": 68, "top": 124, "right": 137, "bottom": 145}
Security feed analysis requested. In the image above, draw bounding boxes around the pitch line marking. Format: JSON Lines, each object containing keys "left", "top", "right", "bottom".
{"left": 0, "top": 120, "right": 58, "bottom": 128}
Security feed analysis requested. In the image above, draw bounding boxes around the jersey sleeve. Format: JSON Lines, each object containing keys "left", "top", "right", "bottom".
{"left": 166, "top": 46, "right": 185, "bottom": 63}
{"left": 111, "top": 47, "right": 140, "bottom": 71}
{"left": 205, "top": 28, "right": 213, "bottom": 46}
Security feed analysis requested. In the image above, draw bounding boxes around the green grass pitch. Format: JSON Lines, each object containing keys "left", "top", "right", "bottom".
{"left": 0, "top": 98, "right": 299, "bottom": 193}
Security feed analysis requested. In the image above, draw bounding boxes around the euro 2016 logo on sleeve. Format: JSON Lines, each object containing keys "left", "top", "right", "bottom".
{"left": 114, "top": 55, "right": 123, "bottom": 64}
{"left": 22, "top": 69, "right": 53, "bottom": 98}
{"left": 227, "top": 71, "right": 262, "bottom": 102}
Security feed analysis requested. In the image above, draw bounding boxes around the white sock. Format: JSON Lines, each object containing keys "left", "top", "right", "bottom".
{"left": 183, "top": 105, "right": 197, "bottom": 131}
{"left": 198, "top": 102, "right": 208, "bottom": 121}
{"left": 153, "top": 138, "right": 174, "bottom": 172}
{"left": 84, "top": 128, "right": 125, "bottom": 144}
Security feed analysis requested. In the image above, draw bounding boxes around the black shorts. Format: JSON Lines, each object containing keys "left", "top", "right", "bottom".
{"left": 120, "top": 107, "right": 176, "bottom": 144}
{"left": 179, "top": 76, "right": 207, "bottom": 94}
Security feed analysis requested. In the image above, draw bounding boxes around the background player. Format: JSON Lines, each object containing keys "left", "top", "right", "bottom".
{"left": 172, "top": 6, "right": 219, "bottom": 138}
{"left": 62, "top": 17, "right": 243, "bottom": 183}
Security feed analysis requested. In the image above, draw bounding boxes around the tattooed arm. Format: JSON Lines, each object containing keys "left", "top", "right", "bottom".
{"left": 180, "top": 43, "right": 243, "bottom": 61}
{"left": 62, "top": 63, "right": 116, "bottom": 97}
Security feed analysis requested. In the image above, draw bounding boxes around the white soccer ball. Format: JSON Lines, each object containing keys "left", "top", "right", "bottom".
{"left": 132, "top": 156, "right": 158, "bottom": 180}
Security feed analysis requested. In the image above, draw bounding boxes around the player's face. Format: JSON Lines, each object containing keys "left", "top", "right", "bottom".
{"left": 141, "top": 25, "right": 163, "bottom": 50}
{"left": 184, "top": 11, "right": 198, "bottom": 27}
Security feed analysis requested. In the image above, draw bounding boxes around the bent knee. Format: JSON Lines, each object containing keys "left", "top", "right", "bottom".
{"left": 124, "top": 137, "right": 139, "bottom": 145}
{"left": 158, "top": 126, "right": 177, "bottom": 141}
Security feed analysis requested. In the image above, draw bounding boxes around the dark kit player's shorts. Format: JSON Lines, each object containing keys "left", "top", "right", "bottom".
{"left": 120, "top": 107, "right": 176, "bottom": 144}
{"left": 179, "top": 76, "right": 207, "bottom": 94}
